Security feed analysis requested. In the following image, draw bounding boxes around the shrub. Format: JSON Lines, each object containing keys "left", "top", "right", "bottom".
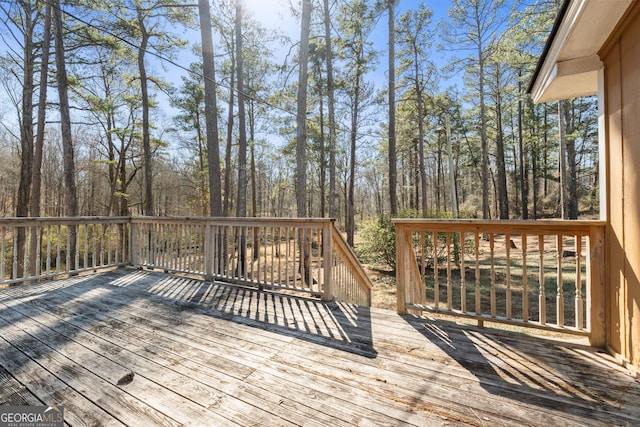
{"left": 356, "top": 214, "right": 397, "bottom": 269}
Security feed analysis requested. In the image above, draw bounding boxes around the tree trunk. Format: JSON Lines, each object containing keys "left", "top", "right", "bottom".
{"left": 388, "top": 0, "right": 398, "bottom": 215}
{"left": 16, "top": 1, "right": 36, "bottom": 278}
{"left": 29, "top": 1, "right": 51, "bottom": 275}
{"left": 198, "top": 0, "right": 223, "bottom": 216}
{"left": 495, "top": 68, "right": 509, "bottom": 219}
{"left": 558, "top": 100, "right": 569, "bottom": 219}
{"left": 136, "top": 8, "right": 153, "bottom": 216}
{"left": 415, "top": 50, "right": 427, "bottom": 216}
{"left": 566, "top": 105, "right": 579, "bottom": 219}
{"left": 474, "top": 7, "right": 490, "bottom": 220}
{"left": 53, "top": 0, "right": 78, "bottom": 268}
{"left": 318, "top": 80, "right": 326, "bottom": 218}
{"left": 323, "top": 0, "right": 337, "bottom": 219}
{"left": 518, "top": 73, "right": 528, "bottom": 219}
{"left": 235, "top": 1, "right": 247, "bottom": 218}
{"left": 295, "top": 0, "right": 312, "bottom": 285}
{"left": 223, "top": 52, "right": 235, "bottom": 217}
{"left": 296, "top": 0, "right": 312, "bottom": 219}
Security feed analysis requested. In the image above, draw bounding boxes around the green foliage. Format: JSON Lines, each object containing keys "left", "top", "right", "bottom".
{"left": 357, "top": 209, "right": 423, "bottom": 269}
{"left": 357, "top": 214, "right": 397, "bottom": 269}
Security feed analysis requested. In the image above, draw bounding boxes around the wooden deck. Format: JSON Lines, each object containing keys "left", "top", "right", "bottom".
{"left": 0, "top": 268, "right": 638, "bottom": 426}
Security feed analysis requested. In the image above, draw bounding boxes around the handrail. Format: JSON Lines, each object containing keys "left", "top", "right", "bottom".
{"left": 329, "top": 222, "right": 373, "bottom": 306}
{"left": 1, "top": 216, "right": 373, "bottom": 306}
{"left": 0, "top": 217, "right": 130, "bottom": 285}
{"left": 129, "top": 217, "right": 372, "bottom": 306}
{"left": 393, "top": 219, "right": 606, "bottom": 346}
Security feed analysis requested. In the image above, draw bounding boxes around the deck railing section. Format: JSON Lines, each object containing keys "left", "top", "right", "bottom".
{"left": 0, "top": 217, "right": 129, "bottom": 286}
{"left": 394, "top": 219, "right": 605, "bottom": 345}
{"left": 129, "top": 217, "right": 372, "bottom": 306}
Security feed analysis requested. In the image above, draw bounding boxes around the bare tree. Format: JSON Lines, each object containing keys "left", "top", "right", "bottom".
{"left": 388, "top": 0, "right": 398, "bottom": 215}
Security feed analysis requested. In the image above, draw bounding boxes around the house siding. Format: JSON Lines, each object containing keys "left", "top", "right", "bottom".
{"left": 601, "top": 0, "right": 640, "bottom": 372}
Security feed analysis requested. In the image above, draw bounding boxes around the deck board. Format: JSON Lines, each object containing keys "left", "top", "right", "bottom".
{"left": 1, "top": 268, "right": 639, "bottom": 426}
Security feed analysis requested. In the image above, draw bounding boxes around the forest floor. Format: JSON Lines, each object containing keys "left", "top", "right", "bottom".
{"left": 363, "top": 264, "right": 398, "bottom": 311}
{"left": 360, "top": 234, "right": 591, "bottom": 342}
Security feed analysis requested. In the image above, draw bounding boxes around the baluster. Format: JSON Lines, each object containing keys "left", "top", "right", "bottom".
{"left": 285, "top": 227, "right": 291, "bottom": 288}
{"left": 12, "top": 228, "right": 18, "bottom": 280}
{"left": 1, "top": 227, "right": 6, "bottom": 281}
{"left": 522, "top": 234, "right": 528, "bottom": 322}
{"left": 66, "top": 226, "right": 71, "bottom": 273}
{"left": 474, "top": 232, "right": 480, "bottom": 315}
{"left": 56, "top": 225, "right": 62, "bottom": 273}
{"left": 75, "top": 224, "right": 80, "bottom": 272}
{"left": 24, "top": 226, "right": 31, "bottom": 276}
{"left": 35, "top": 226, "right": 41, "bottom": 277}
{"left": 442, "top": 231, "right": 453, "bottom": 308}
{"left": 557, "top": 234, "right": 564, "bottom": 327}
{"left": 505, "top": 233, "right": 512, "bottom": 319}
{"left": 538, "top": 234, "right": 546, "bottom": 325}
{"left": 433, "top": 231, "right": 439, "bottom": 309}
{"left": 490, "top": 233, "right": 496, "bottom": 318}
{"left": 46, "top": 226, "right": 51, "bottom": 275}
{"left": 104, "top": 224, "right": 113, "bottom": 265}
{"left": 212, "top": 225, "right": 219, "bottom": 277}
{"left": 460, "top": 231, "right": 466, "bottom": 313}
{"left": 314, "top": 227, "right": 320, "bottom": 293}
{"left": 89, "top": 224, "right": 94, "bottom": 269}
{"left": 575, "top": 235, "right": 583, "bottom": 329}
{"left": 189, "top": 223, "right": 194, "bottom": 272}
{"left": 275, "top": 227, "right": 281, "bottom": 285}
{"left": 249, "top": 225, "right": 255, "bottom": 283}
{"left": 270, "top": 227, "right": 276, "bottom": 285}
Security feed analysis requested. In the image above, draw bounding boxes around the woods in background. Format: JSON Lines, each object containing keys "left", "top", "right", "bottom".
{"left": 0, "top": 0, "right": 599, "bottom": 233}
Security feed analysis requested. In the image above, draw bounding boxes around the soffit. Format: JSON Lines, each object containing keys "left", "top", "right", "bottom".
{"left": 529, "top": 0, "right": 633, "bottom": 104}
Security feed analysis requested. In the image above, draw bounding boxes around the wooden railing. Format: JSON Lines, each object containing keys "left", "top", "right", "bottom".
{"left": 0, "top": 217, "right": 372, "bottom": 306}
{"left": 394, "top": 219, "right": 606, "bottom": 345}
{"left": 1, "top": 216, "right": 372, "bottom": 306}
{"left": 0, "top": 217, "right": 129, "bottom": 286}
{"left": 129, "top": 217, "right": 372, "bottom": 306}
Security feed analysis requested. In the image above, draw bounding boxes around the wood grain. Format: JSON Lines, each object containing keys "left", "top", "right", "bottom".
{"left": 1, "top": 268, "right": 638, "bottom": 426}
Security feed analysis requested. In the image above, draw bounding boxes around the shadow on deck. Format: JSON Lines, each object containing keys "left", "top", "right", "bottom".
{"left": 0, "top": 268, "right": 638, "bottom": 426}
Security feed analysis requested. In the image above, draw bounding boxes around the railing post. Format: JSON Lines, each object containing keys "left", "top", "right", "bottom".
{"left": 322, "top": 221, "right": 333, "bottom": 302}
{"left": 396, "top": 223, "right": 408, "bottom": 314}
{"left": 204, "top": 222, "right": 213, "bottom": 281}
{"left": 588, "top": 225, "right": 606, "bottom": 347}
{"left": 129, "top": 220, "right": 137, "bottom": 266}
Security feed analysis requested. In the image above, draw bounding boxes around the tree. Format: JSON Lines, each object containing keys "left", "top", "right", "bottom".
{"left": 235, "top": 0, "right": 247, "bottom": 218}
{"left": 337, "top": 0, "right": 377, "bottom": 245}
{"left": 397, "top": 3, "right": 435, "bottom": 216}
{"left": 444, "top": 0, "right": 508, "bottom": 219}
{"left": 52, "top": 0, "right": 78, "bottom": 266}
{"left": 486, "top": 58, "right": 509, "bottom": 219}
{"left": 323, "top": 0, "right": 337, "bottom": 219}
{"left": 0, "top": 0, "right": 42, "bottom": 276}
{"left": 103, "top": 0, "right": 191, "bottom": 216}
{"left": 198, "top": 0, "right": 222, "bottom": 216}
{"left": 171, "top": 65, "right": 208, "bottom": 215}
{"left": 296, "top": 0, "right": 312, "bottom": 219}
{"left": 387, "top": 0, "right": 398, "bottom": 215}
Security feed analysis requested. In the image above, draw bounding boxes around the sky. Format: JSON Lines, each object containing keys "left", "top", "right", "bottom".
{"left": 238, "top": 0, "right": 455, "bottom": 88}
{"left": 0, "top": 0, "right": 462, "bottom": 150}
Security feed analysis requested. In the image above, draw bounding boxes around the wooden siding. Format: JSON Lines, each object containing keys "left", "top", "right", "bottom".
{"left": 1, "top": 269, "right": 639, "bottom": 426}
{"left": 601, "top": 0, "right": 640, "bottom": 372}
